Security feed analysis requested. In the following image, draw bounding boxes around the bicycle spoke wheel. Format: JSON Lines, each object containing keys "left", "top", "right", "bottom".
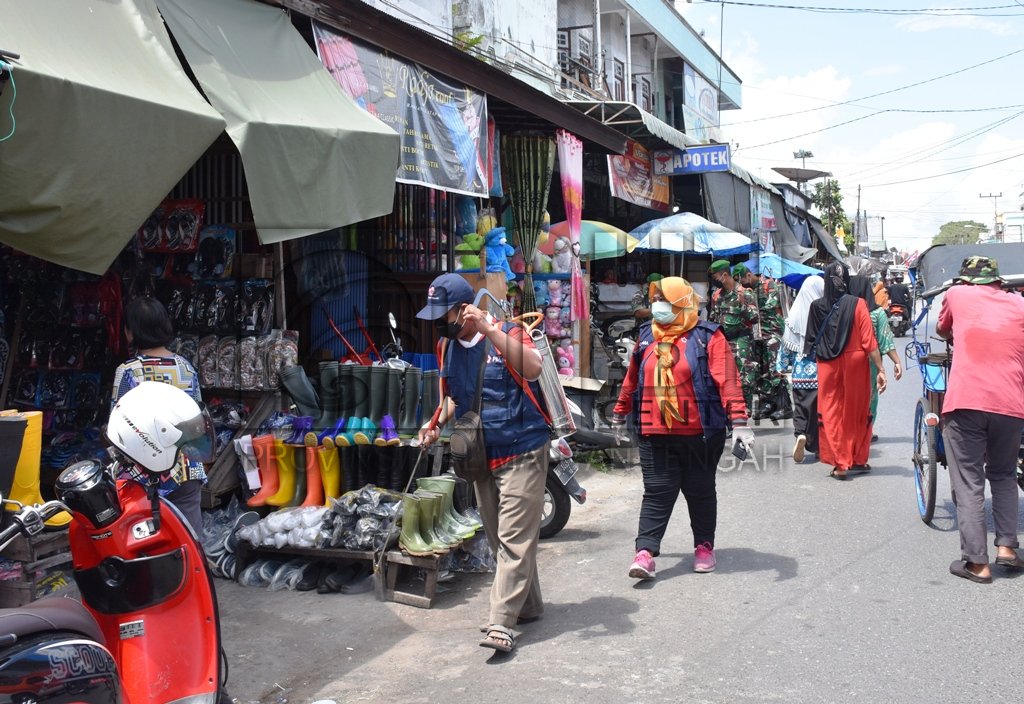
{"left": 913, "top": 398, "right": 937, "bottom": 523}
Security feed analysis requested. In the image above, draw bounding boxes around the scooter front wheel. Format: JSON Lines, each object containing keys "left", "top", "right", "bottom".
{"left": 540, "top": 474, "right": 572, "bottom": 539}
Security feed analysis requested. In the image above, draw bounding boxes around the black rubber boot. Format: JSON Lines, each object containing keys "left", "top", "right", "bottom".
{"left": 390, "top": 446, "right": 411, "bottom": 491}
{"left": 368, "top": 366, "right": 388, "bottom": 426}
{"left": 375, "top": 447, "right": 391, "bottom": 487}
{"left": 421, "top": 370, "right": 440, "bottom": 426}
{"left": 0, "top": 416, "right": 27, "bottom": 502}
{"left": 350, "top": 365, "right": 371, "bottom": 419}
{"left": 317, "top": 361, "right": 340, "bottom": 430}
{"left": 356, "top": 445, "right": 372, "bottom": 489}
{"left": 385, "top": 368, "right": 403, "bottom": 422}
{"left": 399, "top": 368, "right": 422, "bottom": 438}
{"left": 280, "top": 365, "right": 322, "bottom": 419}
{"left": 339, "top": 447, "right": 357, "bottom": 494}
{"left": 337, "top": 364, "right": 353, "bottom": 420}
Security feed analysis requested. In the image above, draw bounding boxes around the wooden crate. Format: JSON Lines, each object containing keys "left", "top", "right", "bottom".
{"left": 0, "top": 530, "right": 76, "bottom": 607}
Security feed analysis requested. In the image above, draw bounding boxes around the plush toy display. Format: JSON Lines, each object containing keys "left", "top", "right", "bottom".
{"left": 547, "top": 280, "right": 563, "bottom": 307}
{"left": 544, "top": 306, "right": 564, "bottom": 337}
{"left": 477, "top": 209, "right": 498, "bottom": 236}
{"left": 532, "top": 248, "right": 552, "bottom": 274}
{"left": 454, "top": 232, "right": 485, "bottom": 270}
{"left": 534, "top": 280, "right": 550, "bottom": 307}
{"left": 559, "top": 305, "right": 571, "bottom": 327}
{"left": 555, "top": 339, "right": 575, "bottom": 377}
{"left": 484, "top": 227, "right": 516, "bottom": 280}
{"left": 551, "top": 236, "right": 572, "bottom": 273}
{"left": 509, "top": 245, "right": 527, "bottom": 274}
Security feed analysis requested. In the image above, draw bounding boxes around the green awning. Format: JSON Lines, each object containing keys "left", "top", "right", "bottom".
{"left": 156, "top": 0, "right": 400, "bottom": 244}
{"left": 0, "top": 0, "right": 226, "bottom": 275}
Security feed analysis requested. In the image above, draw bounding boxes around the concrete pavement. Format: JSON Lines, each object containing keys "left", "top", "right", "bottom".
{"left": 218, "top": 351, "right": 1024, "bottom": 704}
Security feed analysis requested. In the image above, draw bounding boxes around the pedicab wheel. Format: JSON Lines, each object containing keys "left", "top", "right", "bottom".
{"left": 913, "top": 398, "right": 937, "bottom": 523}
{"left": 540, "top": 474, "right": 571, "bottom": 539}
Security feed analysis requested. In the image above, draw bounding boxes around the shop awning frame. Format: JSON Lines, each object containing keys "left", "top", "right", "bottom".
{"left": 564, "top": 100, "right": 702, "bottom": 151}
{"left": 274, "top": 0, "right": 627, "bottom": 155}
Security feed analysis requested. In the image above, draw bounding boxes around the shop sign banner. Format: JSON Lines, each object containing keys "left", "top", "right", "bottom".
{"left": 750, "top": 186, "right": 776, "bottom": 233}
{"left": 684, "top": 64, "right": 720, "bottom": 127}
{"left": 607, "top": 140, "right": 670, "bottom": 212}
{"left": 313, "top": 22, "right": 489, "bottom": 197}
{"left": 652, "top": 145, "right": 731, "bottom": 175}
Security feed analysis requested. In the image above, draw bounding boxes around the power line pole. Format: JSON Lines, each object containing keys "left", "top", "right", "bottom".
{"left": 855, "top": 184, "right": 862, "bottom": 254}
{"left": 980, "top": 192, "right": 1002, "bottom": 241}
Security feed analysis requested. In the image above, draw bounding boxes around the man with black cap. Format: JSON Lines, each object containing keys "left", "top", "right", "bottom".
{"left": 707, "top": 259, "right": 759, "bottom": 414}
{"left": 415, "top": 273, "right": 549, "bottom": 653}
{"left": 937, "top": 256, "right": 1024, "bottom": 583}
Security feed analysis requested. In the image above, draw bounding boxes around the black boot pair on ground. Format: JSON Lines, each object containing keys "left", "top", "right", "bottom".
{"left": 295, "top": 560, "right": 373, "bottom": 594}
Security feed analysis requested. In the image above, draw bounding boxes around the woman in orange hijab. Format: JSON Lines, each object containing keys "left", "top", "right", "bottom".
{"left": 612, "top": 277, "right": 752, "bottom": 580}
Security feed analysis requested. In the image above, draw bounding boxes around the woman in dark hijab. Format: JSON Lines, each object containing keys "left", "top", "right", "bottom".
{"left": 803, "top": 262, "right": 887, "bottom": 479}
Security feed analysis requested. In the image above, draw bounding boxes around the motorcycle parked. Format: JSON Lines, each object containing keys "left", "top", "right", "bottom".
{"left": 540, "top": 383, "right": 630, "bottom": 539}
{"left": 888, "top": 302, "right": 910, "bottom": 337}
{"left": 0, "top": 382, "right": 225, "bottom": 704}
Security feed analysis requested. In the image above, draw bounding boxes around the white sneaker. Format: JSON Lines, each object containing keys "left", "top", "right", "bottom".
{"left": 792, "top": 435, "right": 807, "bottom": 463}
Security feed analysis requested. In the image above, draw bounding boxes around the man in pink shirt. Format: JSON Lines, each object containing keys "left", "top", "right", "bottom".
{"left": 936, "top": 256, "right": 1024, "bottom": 583}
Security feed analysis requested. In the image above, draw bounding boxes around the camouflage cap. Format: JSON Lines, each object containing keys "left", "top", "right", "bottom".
{"left": 956, "top": 255, "right": 1001, "bottom": 285}
{"left": 732, "top": 264, "right": 751, "bottom": 278}
{"left": 646, "top": 273, "right": 665, "bottom": 283}
{"left": 708, "top": 259, "right": 731, "bottom": 274}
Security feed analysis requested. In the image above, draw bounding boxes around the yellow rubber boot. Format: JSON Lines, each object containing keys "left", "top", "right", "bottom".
{"left": 265, "top": 440, "right": 296, "bottom": 507}
{"left": 5, "top": 411, "right": 71, "bottom": 528}
{"left": 317, "top": 446, "right": 341, "bottom": 505}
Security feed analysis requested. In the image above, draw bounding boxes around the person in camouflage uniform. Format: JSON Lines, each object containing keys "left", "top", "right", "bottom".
{"left": 735, "top": 264, "right": 792, "bottom": 420}
{"left": 707, "top": 260, "right": 759, "bottom": 413}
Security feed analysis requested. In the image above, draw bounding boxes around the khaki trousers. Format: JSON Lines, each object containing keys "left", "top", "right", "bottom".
{"left": 473, "top": 442, "right": 549, "bottom": 628}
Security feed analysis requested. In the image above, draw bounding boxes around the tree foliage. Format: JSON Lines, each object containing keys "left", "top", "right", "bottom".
{"left": 811, "top": 179, "right": 852, "bottom": 249}
{"left": 933, "top": 220, "right": 987, "bottom": 246}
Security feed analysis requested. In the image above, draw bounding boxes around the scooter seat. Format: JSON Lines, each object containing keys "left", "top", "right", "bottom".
{"left": 0, "top": 595, "right": 105, "bottom": 644}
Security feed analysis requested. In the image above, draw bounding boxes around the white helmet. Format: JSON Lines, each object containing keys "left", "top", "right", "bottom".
{"left": 107, "top": 382, "right": 215, "bottom": 474}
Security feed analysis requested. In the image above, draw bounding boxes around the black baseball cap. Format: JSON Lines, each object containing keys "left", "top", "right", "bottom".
{"left": 416, "top": 273, "right": 475, "bottom": 320}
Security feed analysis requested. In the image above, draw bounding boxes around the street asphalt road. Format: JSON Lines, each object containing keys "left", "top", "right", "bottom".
{"left": 218, "top": 327, "right": 1024, "bottom": 703}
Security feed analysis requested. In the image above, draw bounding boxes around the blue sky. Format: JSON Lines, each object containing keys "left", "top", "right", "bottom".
{"left": 679, "top": 0, "right": 1024, "bottom": 252}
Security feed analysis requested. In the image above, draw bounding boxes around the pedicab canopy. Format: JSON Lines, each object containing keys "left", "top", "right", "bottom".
{"left": 913, "top": 243, "right": 1024, "bottom": 296}
{"left": 0, "top": 0, "right": 400, "bottom": 275}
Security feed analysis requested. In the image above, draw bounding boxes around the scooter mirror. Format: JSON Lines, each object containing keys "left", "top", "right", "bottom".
{"left": 388, "top": 312, "right": 397, "bottom": 330}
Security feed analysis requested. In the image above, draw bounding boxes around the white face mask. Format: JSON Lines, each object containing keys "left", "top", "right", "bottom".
{"left": 651, "top": 301, "right": 677, "bottom": 324}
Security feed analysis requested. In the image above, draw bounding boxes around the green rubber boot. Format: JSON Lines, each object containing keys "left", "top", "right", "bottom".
{"left": 287, "top": 446, "right": 307, "bottom": 507}
{"left": 398, "top": 495, "right": 434, "bottom": 557}
{"left": 398, "top": 367, "right": 422, "bottom": 439}
{"left": 414, "top": 491, "right": 451, "bottom": 554}
{"left": 418, "top": 477, "right": 478, "bottom": 536}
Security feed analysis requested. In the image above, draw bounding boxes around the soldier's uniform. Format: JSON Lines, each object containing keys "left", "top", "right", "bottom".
{"left": 751, "top": 275, "right": 786, "bottom": 402}
{"left": 708, "top": 284, "right": 759, "bottom": 412}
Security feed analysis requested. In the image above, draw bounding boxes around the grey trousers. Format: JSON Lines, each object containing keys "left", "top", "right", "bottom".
{"left": 473, "top": 442, "right": 548, "bottom": 628}
{"left": 943, "top": 409, "right": 1024, "bottom": 564}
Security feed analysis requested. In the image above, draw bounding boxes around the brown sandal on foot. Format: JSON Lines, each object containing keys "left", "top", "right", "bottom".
{"left": 829, "top": 467, "right": 848, "bottom": 480}
{"left": 479, "top": 624, "right": 515, "bottom": 653}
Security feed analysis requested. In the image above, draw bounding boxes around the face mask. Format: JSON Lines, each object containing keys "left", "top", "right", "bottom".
{"left": 651, "top": 302, "right": 678, "bottom": 325}
{"left": 435, "top": 319, "right": 462, "bottom": 339}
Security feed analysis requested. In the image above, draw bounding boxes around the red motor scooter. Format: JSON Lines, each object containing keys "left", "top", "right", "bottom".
{"left": 0, "top": 382, "right": 225, "bottom": 703}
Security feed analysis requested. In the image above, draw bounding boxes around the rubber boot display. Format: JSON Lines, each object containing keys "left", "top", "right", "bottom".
{"left": 300, "top": 447, "right": 325, "bottom": 507}
{"left": 424, "top": 486, "right": 469, "bottom": 544}
{"left": 317, "top": 446, "right": 341, "bottom": 504}
{"left": 419, "top": 476, "right": 479, "bottom": 534}
{"left": 0, "top": 415, "right": 27, "bottom": 501}
{"left": 368, "top": 366, "right": 388, "bottom": 425}
{"left": 285, "top": 416, "right": 313, "bottom": 445}
{"left": 339, "top": 447, "right": 357, "bottom": 494}
{"left": 279, "top": 365, "right": 322, "bottom": 419}
{"left": 266, "top": 439, "right": 296, "bottom": 507}
{"left": 287, "top": 448, "right": 308, "bottom": 507}
{"left": 398, "top": 367, "right": 422, "bottom": 439}
{"left": 418, "top": 477, "right": 476, "bottom": 538}
{"left": 318, "top": 417, "right": 346, "bottom": 447}
{"left": 5, "top": 411, "right": 71, "bottom": 528}
{"left": 349, "top": 366, "right": 373, "bottom": 445}
{"left": 414, "top": 491, "right": 450, "bottom": 554}
{"left": 247, "top": 434, "right": 281, "bottom": 507}
{"left": 336, "top": 417, "right": 359, "bottom": 448}
{"left": 389, "top": 446, "right": 412, "bottom": 492}
{"left": 353, "top": 417, "right": 375, "bottom": 446}
{"left": 398, "top": 494, "right": 433, "bottom": 557}
{"left": 423, "top": 490, "right": 462, "bottom": 547}
{"left": 375, "top": 447, "right": 392, "bottom": 487}
{"left": 421, "top": 370, "right": 440, "bottom": 427}
{"left": 316, "top": 361, "right": 340, "bottom": 432}
{"left": 376, "top": 367, "right": 403, "bottom": 446}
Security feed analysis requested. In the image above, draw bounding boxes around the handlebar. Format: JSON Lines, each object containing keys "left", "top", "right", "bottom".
{"left": 0, "top": 500, "right": 71, "bottom": 551}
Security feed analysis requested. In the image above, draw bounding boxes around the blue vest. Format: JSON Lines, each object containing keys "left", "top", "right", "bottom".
{"left": 631, "top": 321, "right": 728, "bottom": 437}
{"left": 442, "top": 323, "right": 550, "bottom": 461}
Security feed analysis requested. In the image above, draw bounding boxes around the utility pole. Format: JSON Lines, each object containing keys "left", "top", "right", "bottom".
{"left": 855, "top": 184, "right": 862, "bottom": 254}
{"left": 980, "top": 192, "right": 1002, "bottom": 241}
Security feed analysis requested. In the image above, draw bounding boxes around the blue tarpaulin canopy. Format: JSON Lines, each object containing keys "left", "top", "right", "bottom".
{"left": 631, "top": 212, "right": 759, "bottom": 257}
{"left": 744, "top": 252, "right": 822, "bottom": 289}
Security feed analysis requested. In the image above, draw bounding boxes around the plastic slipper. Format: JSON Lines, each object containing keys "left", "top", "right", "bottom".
{"left": 829, "top": 467, "right": 847, "bottom": 480}
{"left": 949, "top": 560, "right": 992, "bottom": 584}
{"left": 849, "top": 464, "right": 871, "bottom": 473}
{"left": 479, "top": 624, "right": 515, "bottom": 653}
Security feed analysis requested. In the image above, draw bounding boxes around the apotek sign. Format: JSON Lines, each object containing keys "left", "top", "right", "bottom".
{"left": 652, "top": 145, "right": 731, "bottom": 175}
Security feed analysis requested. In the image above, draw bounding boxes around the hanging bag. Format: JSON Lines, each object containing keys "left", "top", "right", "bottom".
{"left": 447, "top": 339, "right": 491, "bottom": 482}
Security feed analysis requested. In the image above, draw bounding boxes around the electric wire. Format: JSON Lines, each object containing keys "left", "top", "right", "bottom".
{"left": 721, "top": 47, "right": 1024, "bottom": 127}
{"left": 860, "top": 149, "right": 1024, "bottom": 187}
